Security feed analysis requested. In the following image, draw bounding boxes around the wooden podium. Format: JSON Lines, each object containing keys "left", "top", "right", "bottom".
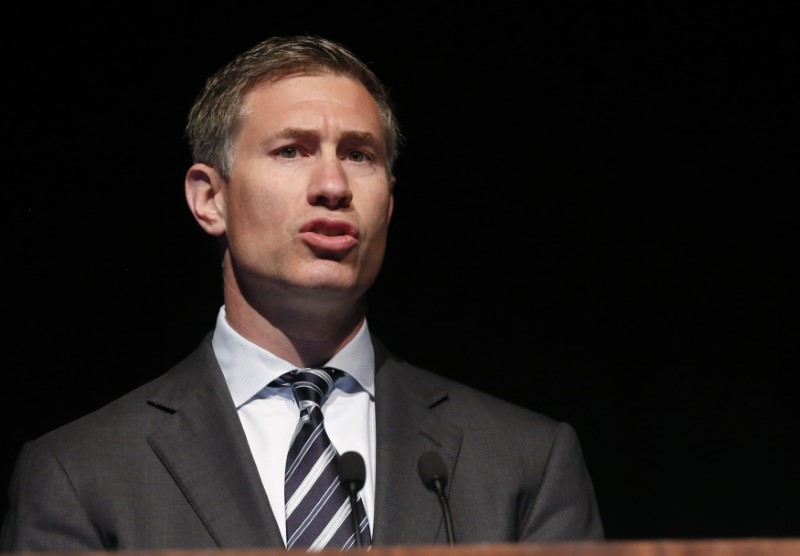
{"left": 9, "top": 540, "right": 800, "bottom": 556}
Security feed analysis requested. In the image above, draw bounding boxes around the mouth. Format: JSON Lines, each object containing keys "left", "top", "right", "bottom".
{"left": 299, "top": 218, "right": 359, "bottom": 255}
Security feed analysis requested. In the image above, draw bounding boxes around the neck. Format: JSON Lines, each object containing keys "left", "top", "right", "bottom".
{"left": 220, "top": 257, "right": 368, "bottom": 368}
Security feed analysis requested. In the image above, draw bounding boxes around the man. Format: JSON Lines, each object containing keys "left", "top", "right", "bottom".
{"left": 2, "top": 35, "right": 603, "bottom": 551}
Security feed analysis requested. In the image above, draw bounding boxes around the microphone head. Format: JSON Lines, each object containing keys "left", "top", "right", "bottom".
{"left": 417, "top": 450, "right": 448, "bottom": 490}
{"left": 337, "top": 451, "right": 367, "bottom": 491}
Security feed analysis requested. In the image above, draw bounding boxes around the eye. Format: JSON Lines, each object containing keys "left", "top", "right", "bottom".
{"left": 277, "top": 146, "right": 300, "bottom": 159}
{"left": 347, "top": 150, "right": 370, "bottom": 162}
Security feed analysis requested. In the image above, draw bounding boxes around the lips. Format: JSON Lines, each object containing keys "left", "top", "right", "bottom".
{"left": 299, "top": 217, "right": 359, "bottom": 254}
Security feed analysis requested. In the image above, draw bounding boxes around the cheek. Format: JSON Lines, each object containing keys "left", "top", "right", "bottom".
{"left": 363, "top": 197, "right": 393, "bottom": 254}
{"left": 225, "top": 187, "right": 284, "bottom": 247}
{"left": 376, "top": 192, "right": 394, "bottom": 232}
{"left": 229, "top": 175, "right": 285, "bottom": 221}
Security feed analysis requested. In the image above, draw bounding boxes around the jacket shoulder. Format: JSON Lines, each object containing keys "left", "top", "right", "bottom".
{"left": 28, "top": 334, "right": 218, "bottom": 455}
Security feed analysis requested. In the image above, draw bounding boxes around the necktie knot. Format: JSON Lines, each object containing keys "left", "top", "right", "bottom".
{"left": 274, "top": 367, "right": 344, "bottom": 411}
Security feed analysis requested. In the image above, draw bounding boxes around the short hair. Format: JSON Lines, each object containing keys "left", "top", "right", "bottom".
{"left": 186, "top": 35, "right": 402, "bottom": 180}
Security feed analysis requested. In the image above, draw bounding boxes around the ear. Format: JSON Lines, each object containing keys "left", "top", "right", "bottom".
{"left": 185, "top": 163, "right": 227, "bottom": 236}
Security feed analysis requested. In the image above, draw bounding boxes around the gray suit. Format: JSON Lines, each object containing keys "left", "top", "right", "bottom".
{"left": 1, "top": 334, "right": 603, "bottom": 550}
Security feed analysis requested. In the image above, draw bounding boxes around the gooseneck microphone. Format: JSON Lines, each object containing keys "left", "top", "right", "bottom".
{"left": 417, "top": 451, "right": 456, "bottom": 545}
{"left": 337, "top": 451, "right": 367, "bottom": 547}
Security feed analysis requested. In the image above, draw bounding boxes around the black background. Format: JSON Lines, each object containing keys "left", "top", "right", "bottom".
{"left": 5, "top": 2, "right": 798, "bottom": 541}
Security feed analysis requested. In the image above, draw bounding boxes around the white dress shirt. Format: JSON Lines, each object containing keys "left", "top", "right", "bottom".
{"left": 211, "top": 306, "right": 376, "bottom": 544}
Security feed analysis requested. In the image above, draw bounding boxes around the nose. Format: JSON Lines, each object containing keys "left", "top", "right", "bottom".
{"left": 307, "top": 154, "right": 353, "bottom": 210}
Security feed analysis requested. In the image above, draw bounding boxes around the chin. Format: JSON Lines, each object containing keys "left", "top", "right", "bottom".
{"left": 302, "top": 275, "right": 375, "bottom": 302}
{"left": 287, "top": 259, "right": 378, "bottom": 297}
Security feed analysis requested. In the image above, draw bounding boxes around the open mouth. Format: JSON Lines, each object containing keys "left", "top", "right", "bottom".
{"left": 300, "top": 218, "right": 359, "bottom": 254}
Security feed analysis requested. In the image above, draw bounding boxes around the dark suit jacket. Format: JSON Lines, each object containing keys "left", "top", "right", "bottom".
{"left": 1, "top": 334, "right": 603, "bottom": 550}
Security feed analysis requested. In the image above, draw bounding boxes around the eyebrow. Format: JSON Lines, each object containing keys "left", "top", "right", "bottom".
{"left": 341, "top": 130, "right": 379, "bottom": 144}
{"left": 272, "top": 128, "right": 380, "bottom": 146}
{"left": 272, "top": 128, "right": 318, "bottom": 142}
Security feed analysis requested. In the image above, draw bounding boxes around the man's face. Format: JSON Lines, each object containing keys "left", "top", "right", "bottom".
{"left": 221, "top": 73, "right": 394, "bottom": 304}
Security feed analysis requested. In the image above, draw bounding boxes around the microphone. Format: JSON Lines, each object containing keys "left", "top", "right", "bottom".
{"left": 417, "top": 451, "right": 456, "bottom": 545}
{"left": 337, "top": 451, "right": 367, "bottom": 547}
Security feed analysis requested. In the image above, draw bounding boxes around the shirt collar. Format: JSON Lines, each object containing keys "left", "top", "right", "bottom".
{"left": 211, "top": 306, "right": 376, "bottom": 408}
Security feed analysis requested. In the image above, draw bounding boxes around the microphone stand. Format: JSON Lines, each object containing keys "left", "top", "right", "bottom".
{"left": 418, "top": 451, "right": 456, "bottom": 545}
{"left": 431, "top": 477, "right": 455, "bottom": 545}
{"left": 338, "top": 451, "right": 367, "bottom": 548}
{"left": 345, "top": 484, "right": 363, "bottom": 548}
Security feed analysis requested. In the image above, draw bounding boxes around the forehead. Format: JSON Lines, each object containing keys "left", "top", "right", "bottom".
{"left": 239, "top": 73, "right": 384, "bottom": 138}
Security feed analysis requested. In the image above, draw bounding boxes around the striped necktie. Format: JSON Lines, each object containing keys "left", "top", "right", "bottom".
{"left": 273, "top": 367, "right": 370, "bottom": 550}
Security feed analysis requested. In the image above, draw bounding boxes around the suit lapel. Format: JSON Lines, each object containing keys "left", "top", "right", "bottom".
{"left": 371, "top": 341, "right": 463, "bottom": 545}
{"left": 145, "top": 337, "right": 284, "bottom": 548}
{"left": 141, "top": 334, "right": 462, "bottom": 547}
